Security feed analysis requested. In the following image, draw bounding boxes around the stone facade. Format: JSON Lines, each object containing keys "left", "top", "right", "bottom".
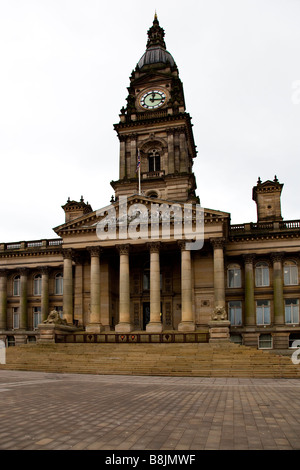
{"left": 0, "top": 15, "right": 299, "bottom": 350}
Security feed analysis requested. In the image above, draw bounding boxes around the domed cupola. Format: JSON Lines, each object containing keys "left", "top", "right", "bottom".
{"left": 137, "top": 13, "right": 176, "bottom": 69}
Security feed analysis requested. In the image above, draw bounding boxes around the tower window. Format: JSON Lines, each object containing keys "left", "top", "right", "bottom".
{"left": 148, "top": 150, "right": 160, "bottom": 172}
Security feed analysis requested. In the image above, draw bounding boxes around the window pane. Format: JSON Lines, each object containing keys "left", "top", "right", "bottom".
{"left": 55, "top": 274, "right": 63, "bottom": 295}
{"left": 285, "top": 299, "right": 299, "bottom": 324}
{"left": 13, "top": 277, "right": 20, "bottom": 296}
{"left": 259, "top": 334, "right": 272, "bottom": 349}
{"left": 229, "top": 301, "right": 242, "bottom": 325}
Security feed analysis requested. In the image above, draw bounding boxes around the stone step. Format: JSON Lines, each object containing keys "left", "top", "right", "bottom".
{"left": 1, "top": 342, "right": 300, "bottom": 378}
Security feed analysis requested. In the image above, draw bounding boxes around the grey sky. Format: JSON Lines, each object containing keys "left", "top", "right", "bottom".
{"left": 0, "top": 0, "right": 299, "bottom": 242}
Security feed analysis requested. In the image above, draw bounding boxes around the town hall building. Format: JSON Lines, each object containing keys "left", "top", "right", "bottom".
{"left": 0, "top": 15, "right": 300, "bottom": 350}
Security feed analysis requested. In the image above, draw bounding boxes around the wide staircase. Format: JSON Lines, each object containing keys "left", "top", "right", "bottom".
{"left": 1, "top": 342, "right": 300, "bottom": 378}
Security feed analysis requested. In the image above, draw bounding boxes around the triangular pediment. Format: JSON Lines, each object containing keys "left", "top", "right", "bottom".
{"left": 53, "top": 194, "right": 230, "bottom": 240}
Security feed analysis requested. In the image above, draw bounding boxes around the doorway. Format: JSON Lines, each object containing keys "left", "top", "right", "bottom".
{"left": 143, "top": 302, "right": 150, "bottom": 330}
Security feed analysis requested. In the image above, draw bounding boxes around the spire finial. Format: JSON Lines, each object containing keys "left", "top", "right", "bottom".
{"left": 154, "top": 10, "right": 158, "bottom": 21}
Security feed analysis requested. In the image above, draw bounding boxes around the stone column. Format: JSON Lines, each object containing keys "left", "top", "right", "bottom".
{"left": 0, "top": 270, "right": 7, "bottom": 330}
{"left": 271, "top": 253, "right": 285, "bottom": 325}
{"left": 179, "top": 129, "right": 188, "bottom": 172}
{"left": 178, "top": 241, "right": 195, "bottom": 331}
{"left": 211, "top": 238, "right": 226, "bottom": 311}
{"left": 63, "top": 249, "right": 74, "bottom": 325}
{"left": 167, "top": 129, "right": 175, "bottom": 174}
{"left": 243, "top": 254, "right": 256, "bottom": 326}
{"left": 147, "top": 242, "right": 163, "bottom": 332}
{"left": 19, "top": 268, "right": 28, "bottom": 330}
{"left": 74, "top": 254, "right": 84, "bottom": 326}
{"left": 86, "top": 247, "right": 103, "bottom": 333}
{"left": 115, "top": 245, "right": 133, "bottom": 332}
{"left": 130, "top": 134, "right": 137, "bottom": 177}
{"left": 209, "top": 238, "right": 230, "bottom": 342}
{"left": 119, "top": 136, "right": 126, "bottom": 179}
{"left": 41, "top": 267, "right": 49, "bottom": 323}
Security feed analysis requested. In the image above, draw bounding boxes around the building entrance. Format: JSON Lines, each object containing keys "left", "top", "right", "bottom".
{"left": 143, "top": 302, "right": 150, "bottom": 330}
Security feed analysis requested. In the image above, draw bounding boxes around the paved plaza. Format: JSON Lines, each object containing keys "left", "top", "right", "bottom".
{"left": 0, "top": 370, "right": 300, "bottom": 451}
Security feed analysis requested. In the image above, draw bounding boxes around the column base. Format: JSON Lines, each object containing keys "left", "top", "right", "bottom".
{"left": 146, "top": 322, "right": 163, "bottom": 333}
{"left": 178, "top": 321, "right": 195, "bottom": 332}
{"left": 85, "top": 323, "right": 104, "bottom": 333}
{"left": 115, "top": 322, "right": 134, "bottom": 333}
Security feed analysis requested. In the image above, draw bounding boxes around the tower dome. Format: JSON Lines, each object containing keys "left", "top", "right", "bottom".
{"left": 137, "top": 14, "right": 176, "bottom": 69}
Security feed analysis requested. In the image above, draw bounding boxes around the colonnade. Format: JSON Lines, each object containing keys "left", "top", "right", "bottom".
{"left": 0, "top": 238, "right": 228, "bottom": 332}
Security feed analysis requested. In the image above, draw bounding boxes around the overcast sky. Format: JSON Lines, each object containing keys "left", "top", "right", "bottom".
{"left": 0, "top": 0, "right": 299, "bottom": 243}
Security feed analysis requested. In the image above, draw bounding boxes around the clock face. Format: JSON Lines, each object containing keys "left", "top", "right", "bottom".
{"left": 140, "top": 90, "right": 166, "bottom": 109}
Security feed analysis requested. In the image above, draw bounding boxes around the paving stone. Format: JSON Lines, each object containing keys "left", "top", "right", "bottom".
{"left": 0, "top": 370, "right": 300, "bottom": 450}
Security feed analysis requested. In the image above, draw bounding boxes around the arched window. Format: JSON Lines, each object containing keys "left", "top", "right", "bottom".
{"left": 227, "top": 264, "right": 241, "bottom": 288}
{"left": 284, "top": 261, "right": 298, "bottom": 286}
{"left": 33, "top": 274, "right": 42, "bottom": 296}
{"left": 55, "top": 273, "right": 63, "bottom": 295}
{"left": 255, "top": 262, "right": 270, "bottom": 287}
{"left": 148, "top": 149, "right": 160, "bottom": 172}
{"left": 13, "top": 275, "right": 20, "bottom": 296}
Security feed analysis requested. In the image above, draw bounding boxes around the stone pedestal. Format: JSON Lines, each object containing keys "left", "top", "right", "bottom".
{"left": 37, "top": 323, "right": 78, "bottom": 344}
{"left": 208, "top": 320, "right": 231, "bottom": 342}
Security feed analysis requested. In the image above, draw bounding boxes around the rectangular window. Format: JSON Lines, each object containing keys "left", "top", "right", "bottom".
{"left": 256, "top": 300, "right": 270, "bottom": 325}
{"left": 258, "top": 334, "right": 273, "bottom": 349}
{"left": 33, "top": 307, "right": 42, "bottom": 329}
{"left": 285, "top": 299, "right": 299, "bottom": 324}
{"left": 228, "top": 301, "right": 242, "bottom": 325}
{"left": 13, "top": 307, "right": 19, "bottom": 329}
{"left": 55, "top": 275, "right": 63, "bottom": 295}
{"left": 33, "top": 276, "right": 42, "bottom": 296}
{"left": 255, "top": 264, "right": 270, "bottom": 287}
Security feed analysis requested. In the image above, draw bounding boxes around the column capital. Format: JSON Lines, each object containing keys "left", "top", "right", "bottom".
{"left": 243, "top": 253, "right": 256, "bottom": 264}
{"left": 62, "top": 248, "right": 74, "bottom": 260}
{"left": 147, "top": 242, "right": 160, "bottom": 253}
{"left": 210, "top": 237, "right": 226, "bottom": 250}
{"left": 271, "top": 252, "right": 285, "bottom": 263}
{"left": 40, "top": 266, "right": 50, "bottom": 275}
{"left": 87, "top": 246, "right": 102, "bottom": 257}
{"left": 178, "top": 240, "right": 193, "bottom": 251}
{"left": 117, "top": 244, "right": 130, "bottom": 255}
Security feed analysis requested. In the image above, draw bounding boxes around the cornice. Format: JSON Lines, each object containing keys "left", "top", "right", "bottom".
{"left": 0, "top": 248, "right": 63, "bottom": 259}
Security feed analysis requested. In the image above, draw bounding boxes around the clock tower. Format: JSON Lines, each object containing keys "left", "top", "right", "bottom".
{"left": 111, "top": 14, "right": 199, "bottom": 203}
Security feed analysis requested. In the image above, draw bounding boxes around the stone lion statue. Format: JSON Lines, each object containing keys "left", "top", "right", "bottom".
{"left": 211, "top": 306, "right": 227, "bottom": 321}
{"left": 43, "top": 310, "right": 67, "bottom": 325}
